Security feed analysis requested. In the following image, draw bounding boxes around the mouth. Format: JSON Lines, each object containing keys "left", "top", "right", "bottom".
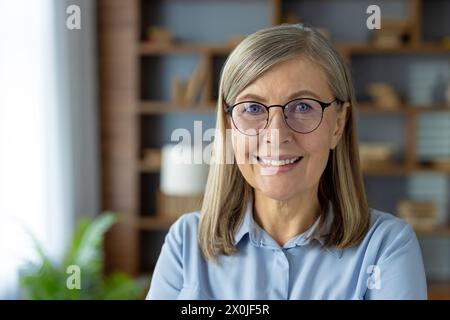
{"left": 255, "top": 156, "right": 303, "bottom": 167}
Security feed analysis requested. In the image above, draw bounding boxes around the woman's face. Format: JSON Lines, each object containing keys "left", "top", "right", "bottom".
{"left": 229, "top": 56, "right": 348, "bottom": 201}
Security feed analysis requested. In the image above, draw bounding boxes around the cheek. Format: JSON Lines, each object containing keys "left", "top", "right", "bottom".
{"left": 231, "top": 129, "right": 262, "bottom": 159}
{"left": 302, "top": 133, "right": 330, "bottom": 157}
{"left": 306, "top": 115, "right": 335, "bottom": 152}
{"left": 231, "top": 130, "right": 250, "bottom": 163}
{"left": 298, "top": 129, "right": 332, "bottom": 176}
{"left": 236, "top": 162, "right": 255, "bottom": 190}
{"left": 231, "top": 130, "right": 257, "bottom": 186}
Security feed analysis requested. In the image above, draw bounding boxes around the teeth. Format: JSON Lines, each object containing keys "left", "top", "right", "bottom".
{"left": 259, "top": 157, "right": 300, "bottom": 166}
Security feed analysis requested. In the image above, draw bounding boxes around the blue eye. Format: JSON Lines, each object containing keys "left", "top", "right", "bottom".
{"left": 244, "top": 104, "right": 264, "bottom": 114}
{"left": 294, "top": 102, "right": 312, "bottom": 113}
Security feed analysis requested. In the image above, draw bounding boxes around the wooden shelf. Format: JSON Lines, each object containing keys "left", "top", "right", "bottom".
{"left": 336, "top": 43, "right": 450, "bottom": 55}
{"left": 414, "top": 164, "right": 450, "bottom": 174}
{"left": 140, "top": 42, "right": 233, "bottom": 56}
{"left": 141, "top": 102, "right": 450, "bottom": 115}
{"left": 362, "top": 163, "right": 408, "bottom": 175}
{"left": 141, "top": 159, "right": 450, "bottom": 176}
{"left": 139, "top": 101, "right": 450, "bottom": 115}
{"left": 411, "top": 106, "right": 450, "bottom": 113}
{"left": 139, "top": 162, "right": 160, "bottom": 173}
{"left": 362, "top": 163, "right": 450, "bottom": 175}
{"left": 428, "top": 281, "right": 450, "bottom": 300}
{"left": 141, "top": 41, "right": 450, "bottom": 56}
{"left": 357, "top": 106, "right": 408, "bottom": 114}
{"left": 138, "top": 216, "right": 176, "bottom": 231}
{"left": 357, "top": 103, "right": 450, "bottom": 114}
{"left": 100, "top": 0, "right": 450, "bottom": 278}
{"left": 415, "top": 226, "right": 450, "bottom": 237}
{"left": 141, "top": 42, "right": 450, "bottom": 58}
{"left": 140, "top": 101, "right": 216, "bottom": 114}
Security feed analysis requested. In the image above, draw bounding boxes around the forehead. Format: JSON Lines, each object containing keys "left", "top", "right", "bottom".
{"left": 236, "top": 56, "right": 332, "bottom": 103}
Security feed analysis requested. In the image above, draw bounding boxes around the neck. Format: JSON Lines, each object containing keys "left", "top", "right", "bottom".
{"left": 253, "top": 188, "right": 321, "bottom": 247}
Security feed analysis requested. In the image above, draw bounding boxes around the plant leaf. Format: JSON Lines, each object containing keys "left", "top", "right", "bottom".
{"left": 65, "top": 212, "right": 119, "bottom": 275}
{"left": 18, "top": 212, "right": 144, "bottom": 300}
{"left": 100, "top": 273, "right": 148, "bottom": 300}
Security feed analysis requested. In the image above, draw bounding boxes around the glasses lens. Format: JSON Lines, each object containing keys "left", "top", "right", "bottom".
{"left": 232, "top": 102, "right": 268, "bottom": 135}
{"left": 284, "top": 99, "right": 324, "bottom": 133}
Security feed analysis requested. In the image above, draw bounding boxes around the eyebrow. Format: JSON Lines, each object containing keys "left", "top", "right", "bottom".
{"left": 236, "top": 89, "right": 323, "bottom": 103}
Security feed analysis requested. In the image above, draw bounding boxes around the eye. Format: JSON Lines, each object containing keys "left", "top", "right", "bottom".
{"left": 294, "top": 102, "right": 312, "bottom": 113}
{"left": 244, "top": 103, "right": 264, "bottom": 114}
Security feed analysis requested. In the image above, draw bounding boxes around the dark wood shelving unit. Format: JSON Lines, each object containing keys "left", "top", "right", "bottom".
{"left": 99, "top": 0, "right": 450, "bottom": 299}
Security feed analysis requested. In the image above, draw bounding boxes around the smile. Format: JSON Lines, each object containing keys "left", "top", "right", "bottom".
{"left": 256, "top": 156, "right": 303, "bottom": 167}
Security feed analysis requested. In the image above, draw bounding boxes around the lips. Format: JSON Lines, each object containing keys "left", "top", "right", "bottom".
{"left": 256, "top": 156, "right": 303, "bottom": 167}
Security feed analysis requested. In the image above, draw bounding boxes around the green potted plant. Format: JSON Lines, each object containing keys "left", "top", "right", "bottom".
{"left": 19, "top": 213, "right": 148, "bottom": 299}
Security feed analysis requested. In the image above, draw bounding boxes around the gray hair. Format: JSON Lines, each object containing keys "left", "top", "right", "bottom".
{"left": 221, "top": 24, "right": 353, "bottom": 106}
{"left": 199, "top": 24, "right": 369, "bottom": 260}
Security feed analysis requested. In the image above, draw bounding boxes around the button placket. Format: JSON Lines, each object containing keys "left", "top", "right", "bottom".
{"left": 271, "top": 249, "right": 289, "bottom": 299}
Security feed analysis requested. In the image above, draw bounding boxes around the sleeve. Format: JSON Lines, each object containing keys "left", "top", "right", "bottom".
{"left": 146, "top": 218, "right": 185, "bottom": 300}
{"left": 364, "top": 223, "right": 428, "bottom": 300}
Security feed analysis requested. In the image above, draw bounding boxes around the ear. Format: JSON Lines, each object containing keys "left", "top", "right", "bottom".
{"left": 330, "top": 102, "right": 350, "bottom": 150}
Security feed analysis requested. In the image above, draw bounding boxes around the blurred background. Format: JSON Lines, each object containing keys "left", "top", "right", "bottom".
{"left": 1, "top": 0, "right": 449, "bottom": 299}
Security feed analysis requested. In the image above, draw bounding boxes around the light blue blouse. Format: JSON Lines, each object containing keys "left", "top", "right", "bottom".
{"left": 146, "top": 200, "right": 427, "bottom": 300}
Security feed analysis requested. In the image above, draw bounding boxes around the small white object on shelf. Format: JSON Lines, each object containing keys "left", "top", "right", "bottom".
{"left": 160, "top": 143, "right": 209, "bottom": 196}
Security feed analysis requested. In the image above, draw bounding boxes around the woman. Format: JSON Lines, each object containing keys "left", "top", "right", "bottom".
{"left": 147, "top": 24, "right": 427, "bottom": 300}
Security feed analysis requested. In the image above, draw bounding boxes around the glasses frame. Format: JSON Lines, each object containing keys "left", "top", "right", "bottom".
{"left": 225, "top": 97, "right": 343, "bottom": 135}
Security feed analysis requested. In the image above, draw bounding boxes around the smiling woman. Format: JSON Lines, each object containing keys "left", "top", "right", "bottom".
{"left": 147, "top": 24, "right": 427, "bottom": 300}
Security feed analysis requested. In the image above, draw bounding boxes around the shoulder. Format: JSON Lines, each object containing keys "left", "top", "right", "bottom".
{"left": 361, "top": 209, "right": 427, "bottom": 299}
{"left": 171, "top": 211, "right": 200, "bottom": 231}
{"left": 364, "top": 208, "right": 419, "bottom": 259}
{"left": 369, "top": 208, "right": 414, "bottom": 238}
{"left": 164, "top": 211, "right": 201, "bottom": 246}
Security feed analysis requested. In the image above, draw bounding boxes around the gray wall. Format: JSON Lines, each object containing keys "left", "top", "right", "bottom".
{"left": 53, "top": 0, "right": 99, "bottom": 225}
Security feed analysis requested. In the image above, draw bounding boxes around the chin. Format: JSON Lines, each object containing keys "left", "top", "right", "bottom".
{"left": 264, "top": 193, "right": 293, "bottom": 201}
{"left": 257, "top": 184, "right": 298, "bottom": 201}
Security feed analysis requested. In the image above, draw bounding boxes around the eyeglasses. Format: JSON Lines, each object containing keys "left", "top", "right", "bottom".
{"left": 225, "top": 97, "right": 342, "bottom": 136}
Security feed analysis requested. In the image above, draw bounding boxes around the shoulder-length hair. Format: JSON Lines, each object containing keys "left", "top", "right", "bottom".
{"left": 198, "top": 24, "right": 370, "bottom": 261}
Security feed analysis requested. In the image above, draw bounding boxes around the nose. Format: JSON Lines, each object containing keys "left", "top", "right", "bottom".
{"left": 263, "top": 107, "right": 294, "bottom": 144}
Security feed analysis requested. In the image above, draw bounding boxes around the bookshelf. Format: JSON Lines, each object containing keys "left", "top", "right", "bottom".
{"left": 98, "top": 0, "right": 450, "bottom": 298}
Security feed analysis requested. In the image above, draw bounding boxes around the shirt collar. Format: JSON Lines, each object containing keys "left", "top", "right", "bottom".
{"left": 233, "top": 197, "right": 343, "bottom": 258}
{"left": 233, "top": 198, "right": 254, "bottom": 245}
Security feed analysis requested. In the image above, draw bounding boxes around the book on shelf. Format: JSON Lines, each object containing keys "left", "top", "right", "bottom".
{"left": 170, "top": 60, "right": 207, "bottom": 107}
{"left": 171, "top": 78, "right": 188, "bottom": 107}
{"left": 184, "top": 60, "right": 208, "bottom": 106}
{"left": 397, "top": 200, "right": 439, "bottom": 231}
